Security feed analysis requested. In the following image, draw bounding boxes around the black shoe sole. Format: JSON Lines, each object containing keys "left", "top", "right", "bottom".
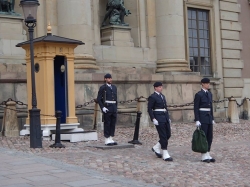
{"left": 210, "top": 158, "right": 216, "bottom": 162}
{"left": 151, "top": 148, "right": 162, "bottom": 158}
{"left": 163, "top": 157, "right": 173, "bottom": 161}
{"left": 105, "top": 143, "right": 114, "bottom": 146}
{"left": 201, "top": 159, "right": 210, "bottom": 163}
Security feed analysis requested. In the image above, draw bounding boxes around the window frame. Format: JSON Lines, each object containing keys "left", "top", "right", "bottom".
{"left": 188, "top": 8, "right": 211, "bottom": 75}
{"left": 184, "top": 2, "right": 215, "bottom": 77}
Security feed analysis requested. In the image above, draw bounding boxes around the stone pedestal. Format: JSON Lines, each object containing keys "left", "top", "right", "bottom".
{"left": 93, "top": 101, "right": 103, "bottom": 131}
{"left": 228, "top": 97, "right": 239, "bottom": 123}
{"left": 242, "top": 99, "right": 250, "bottom": 120}
{"left": 2, "top": 101, "right": 19, "bottom": 137}
{"left": 0, "top": 15, "right": 26, "bottom": 64}
{"left": 137, "top": 98, "right": 150, "bottom": 128}
{"left": 101, "top": 25, "right": 134, "bottom": 47}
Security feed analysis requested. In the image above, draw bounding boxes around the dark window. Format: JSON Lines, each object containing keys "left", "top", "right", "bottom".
{"left": 188, "top": 8, "right": 211, "bottom": 76}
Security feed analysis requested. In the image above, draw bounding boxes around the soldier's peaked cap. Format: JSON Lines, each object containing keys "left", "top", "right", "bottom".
{"left": 153, "top": 82, "right": 163, "bottom": 87}
{"left": 104, "top": 73, "right": 112, "bottom": 78}
{"left": 201, "top": 78, "right": 210, "bottom": 83}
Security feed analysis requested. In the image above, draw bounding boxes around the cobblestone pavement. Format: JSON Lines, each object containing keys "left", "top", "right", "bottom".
{"left": 1, "top": 120, "right": 250, "bottom": 187}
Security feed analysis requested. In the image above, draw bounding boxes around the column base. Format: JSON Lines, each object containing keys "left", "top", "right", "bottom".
{"left": 74, "top": 55, "right": 99, "bottom": 69}
{"left": 156, "top": 59, "right": 191, "bottom": 73}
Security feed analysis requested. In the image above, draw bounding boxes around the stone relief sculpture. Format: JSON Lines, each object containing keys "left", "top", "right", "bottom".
{"left": 0, "top": 0, "right": 15, "bottom": 14}
{"left": 102, "top": 0, "right": 131, "bottom": 27}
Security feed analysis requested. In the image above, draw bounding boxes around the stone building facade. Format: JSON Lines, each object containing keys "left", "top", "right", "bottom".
{"left": 0, "top": 0, "right": 250, "bottom": 129}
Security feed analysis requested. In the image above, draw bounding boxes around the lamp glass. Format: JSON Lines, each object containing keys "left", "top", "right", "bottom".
{"left": 20, "top": 1, "right": 39, "bottom": 20}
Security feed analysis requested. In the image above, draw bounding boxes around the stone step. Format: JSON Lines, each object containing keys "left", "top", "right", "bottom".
{"left": 52, "top": 131, "right": 98, "bottom": 143}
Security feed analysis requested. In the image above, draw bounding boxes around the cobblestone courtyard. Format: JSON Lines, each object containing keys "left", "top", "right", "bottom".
{"left": 1, "top": 121, "right": 250, "bottom": 187}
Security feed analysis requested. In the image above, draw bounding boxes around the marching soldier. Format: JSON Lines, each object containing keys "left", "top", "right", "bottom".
{"left": 97, "top": 73, "right": 118, "bottom": 146}
{"left": 194, "top": 78, "right": 216, "bottom": 163}
{"left": 148, "top": 82, "right": 173, "bottom": 162}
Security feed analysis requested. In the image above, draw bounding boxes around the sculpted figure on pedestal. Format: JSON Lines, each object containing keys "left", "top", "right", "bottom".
{"left": 102, "top": 0, "right": 131, "bottom": 27}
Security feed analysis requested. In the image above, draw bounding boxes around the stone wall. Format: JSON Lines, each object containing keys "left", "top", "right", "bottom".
{"left": 220, "top": 0, "right": 244, "bottom": 98}
{"left": 239, "top": 0, "right": 250, "bottom": 79}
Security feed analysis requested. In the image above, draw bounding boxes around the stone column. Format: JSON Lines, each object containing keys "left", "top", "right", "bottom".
{"left": 36, "top": 0, "right": 58, "bottom": 36}
{"left": 57, "top": 0, "right": 98, "bottom": 69}
{"left": 93, "top": 0, "right": 101, "bottom": 46}
{"left": 146, "top": 0, "right": 157, "bottom": 49}
{"left": 36, "top": 0, "right": 46, "bottom": 37}
{"left": 2, "top": 101, "right": 19, "bottom": 137}
{"left": 228, "top": 97, "right": 239, "bottom": 123}
{"left": 155, "top": 0, "right": 190, "bottom": 72}
{"left": 45, "top": 0, "right": 58, "bottom": 35}
{"left": 138, "top": 0, "right": 147, "bottom": 48}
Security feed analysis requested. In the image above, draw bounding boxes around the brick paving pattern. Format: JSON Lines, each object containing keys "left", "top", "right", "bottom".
{"left": 0, "top": 121, "right": 250, "bottom": 187}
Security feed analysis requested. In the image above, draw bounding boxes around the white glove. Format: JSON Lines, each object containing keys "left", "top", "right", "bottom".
{"left": 102, "top": 107, "right": 109, "bottom": 113}
{"left": 212, "top": 120, "right": 216, "bottom": 125}
{"left": 195, "top": 121, "right": 201, "bottom": 127}
{"left": 153, "top": 119, "right": 159, "bottom": 126}
{"left": 169, "top": 119, "right": 171, "bottom": 124}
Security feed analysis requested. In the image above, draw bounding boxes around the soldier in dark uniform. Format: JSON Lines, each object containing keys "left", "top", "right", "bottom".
{"left": 97, "top": 73, "right": 118, "bottom": 146}
{"left": 148, "top": 82, "right": 173, "bottom": 161}
{"left": 194, "top": 78, "right": 216, "bottom": 163}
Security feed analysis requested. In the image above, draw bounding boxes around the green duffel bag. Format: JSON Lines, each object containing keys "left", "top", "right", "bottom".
{"left": 192, "top": 127, "right": 208, "bottom": 153}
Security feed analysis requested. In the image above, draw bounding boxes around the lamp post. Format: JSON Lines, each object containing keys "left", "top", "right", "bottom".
{"left": 20, "top": 0, "right": 42, "bottom": 148}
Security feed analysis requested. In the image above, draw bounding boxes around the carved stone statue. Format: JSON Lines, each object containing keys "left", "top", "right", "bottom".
{"left": 0, "top": 0, "right": 15, "bottom": 14}
{"left": 102, "top": 0, "right": 131, "bottom": 27}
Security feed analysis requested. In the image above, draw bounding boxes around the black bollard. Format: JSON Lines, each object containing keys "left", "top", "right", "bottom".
{"left": 50, "top": 111, "right": 65, "bottom": 148}
{"left": 128, "top": 111, "right": 142, "bottom": 145}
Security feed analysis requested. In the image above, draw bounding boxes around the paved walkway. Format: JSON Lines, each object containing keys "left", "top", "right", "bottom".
{"left": 0, "top": 147, "right": 158, "bottom": 187}
{"left": 0, "top": 121, "right": 250, "bottom": 187}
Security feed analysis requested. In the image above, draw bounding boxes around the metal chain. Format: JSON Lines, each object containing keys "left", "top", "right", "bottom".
{"left": 213, "top": 98, "right": 229, "bottom": 103}
{"left": 75, "top": 99, "right": 96, "bottom": 109}
{"left": 0, "top": 98, "right": 28, "bottom": 107}
{"left": 0, "top": 105, "right": 28, "bottom": 113}
{"left": 168, "top": 102, "right": 194, "bottom": 108}
{"left": 76, "top": 96, "right": 238, "bottom": 110}
{"left": 0, "top": 105, "right": 55, "bottom": 117}
{"left": 76, "top": 107, "right": 137, "bottom": 116}
{"left": 1, "top": 96, "right": 248, "bottom": 118}
{"left": 118, "top": 96, "right": 145, "bottom": 104}
{"left": 235, "top": 97, "right": 247, "bottom": 107}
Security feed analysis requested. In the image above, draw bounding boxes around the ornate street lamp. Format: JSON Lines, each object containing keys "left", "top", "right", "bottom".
{"left": 20, "top": 0, "right": 42, "bottom": 148}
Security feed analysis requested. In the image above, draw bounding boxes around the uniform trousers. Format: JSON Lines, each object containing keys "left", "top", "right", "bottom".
{"left": 200, "top": 123, "right": 213, "bottom": 152}
{"left": 103, "top": 112, "right": 117, "bottom": 138}
{"left": 155, "top": 122, "right": 171, "bottom": 150}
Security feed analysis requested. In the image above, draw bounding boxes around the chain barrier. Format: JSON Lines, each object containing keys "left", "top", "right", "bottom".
{"left": 0, "top": 105, "right": 28, "bottom": 113}
{"left": 76, "top": 96, "right": 237, "bottom": 110}
{"left": 75, "top": 99, "right": 96, "bottom": 108}
{"left": 0, "top": 99, "right": 55, "bottom": 117}
{"left": 76, "top": 107, "right": 137, "bottom": 117}
{"left": 1, "top": 96, "right": 249, "bottom": 118}
{"left": 0, "top": 105, "right": 55, "bottom": 117}
{"left": 212, "top": 98, "right": 228, "bottom": 103}
{"left": 168, "top": 102, "right": 194, "bottom": 108}
{"left": 234, "top": 97, "right": 250, "bottom": 108}
{"left": 118, "top": 96, "right": 146, "bottom": 104}
{"left": 0, "top": 98, "right": 27, "bottom": 107}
